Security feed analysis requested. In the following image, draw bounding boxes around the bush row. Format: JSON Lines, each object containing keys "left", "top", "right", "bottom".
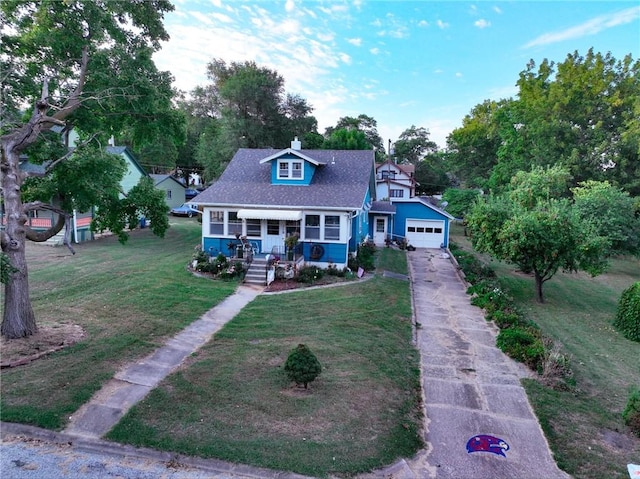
{"left": 450, "top": 242, "right": 640, "bottom": 437}
{"left": 448, "top": 243, "right": 573, "bottom": 388}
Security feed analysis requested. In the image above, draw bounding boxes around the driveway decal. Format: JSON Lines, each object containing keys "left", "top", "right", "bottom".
{"left": 466, "top": 435, "right": 510, "bottom": 457}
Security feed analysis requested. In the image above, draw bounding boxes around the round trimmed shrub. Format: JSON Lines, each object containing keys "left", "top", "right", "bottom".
{"left": 623, "top": 386, "right": 640, "bottom": 437}
{"left": 284, "top": 344, "right": 322, "bottom": 389}
{"left": 613, "top": 282, "right": 640, "bottom": 342}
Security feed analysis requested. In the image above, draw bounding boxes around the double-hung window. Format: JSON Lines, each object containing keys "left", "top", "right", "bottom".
{"left": 305, "top": 215, "right": 320, "bottom": 239}
{"left": 390, "top": 189, "right": 404, "bottom": 198}
{"left": 228, "top": 212, "right": 242, "bottom": 236}
{"left": 209, "top": 211, "right": 224, "bottom": 235}
{"left": 278, "top": 160, "right": 303, "bottom": 180}
{"left": 246, "top": 219, "right": 261, "bottom": 237}
{"left": 324, "top": 215, "right": 340, "bottom": 240}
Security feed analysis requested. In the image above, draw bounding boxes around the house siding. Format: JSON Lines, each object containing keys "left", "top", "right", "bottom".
{"left": 391, "top": 201, "right": 451, "bottom": 247}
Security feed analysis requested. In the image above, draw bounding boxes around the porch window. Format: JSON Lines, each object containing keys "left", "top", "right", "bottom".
{"left": 285, "top": 220, "right": 299, "bottom": 237}
{"left": 209, "top": 211, "right": 224, "bottom": 235}
{"left": 305, "top": 215, "right": 320, "bottom": 239}
{"left": 376, "top": 219, "right": 385, "bottom": 233}
{"left": 267, "top": 220, "right": 279, "bottom": 235}
{"left": 324, "top": 215, "right": 340, "bottom": 240}
{"left": 390, "top": 189, "right": 404, "bottom": 198}
{"left": 246, "top": 219, "right": 261, "bottom": 237}
{"left": 228, "top": 212, "right": 242, "bottom": 236}
{"left": 381, "top": 170, "right": 396, "bottom": 180}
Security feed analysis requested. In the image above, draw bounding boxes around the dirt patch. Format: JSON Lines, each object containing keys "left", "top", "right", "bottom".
{"left": 1, "top": 323, "right": 85, "bottom": 368}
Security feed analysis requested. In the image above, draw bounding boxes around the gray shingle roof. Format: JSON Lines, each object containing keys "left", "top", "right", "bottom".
{"left": 195, "top": 148, "right": 375, "bottom": 210}
{"left": 370, "top": 201, "right": 397, "bottom": 214}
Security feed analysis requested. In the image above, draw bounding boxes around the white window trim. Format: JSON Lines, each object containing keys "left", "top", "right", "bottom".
{"left": 303, "top": 213, "right": 343, "bottom": 242}
{"left": 277, "top": 160, "right": 304, "bottom": 181}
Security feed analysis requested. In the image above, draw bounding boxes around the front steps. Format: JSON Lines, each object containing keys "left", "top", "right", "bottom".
{"left": 243, "top": 257, "right": 268, "bottom": 285}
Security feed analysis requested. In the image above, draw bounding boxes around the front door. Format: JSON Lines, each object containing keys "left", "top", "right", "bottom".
{"left": 373, "top": 216, "right": 387, "bottom": 246}
{"left": 263, "top": 220, "right": 282, "bottom": 254}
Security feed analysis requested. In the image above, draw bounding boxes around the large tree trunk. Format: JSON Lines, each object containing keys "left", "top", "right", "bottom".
{"left": 1, "top": 141, "right": 37, "bottom": 338}
{"left": 534, "top": 271, "right": 545, "bottom": 303}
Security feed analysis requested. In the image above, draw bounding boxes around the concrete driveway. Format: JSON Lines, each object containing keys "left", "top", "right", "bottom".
{"left": 399, "top": 248, "right": 569, "bottom": 479}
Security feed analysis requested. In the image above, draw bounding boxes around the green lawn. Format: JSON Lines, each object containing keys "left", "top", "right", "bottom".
{"left": 2, "top": 222, "right": 423, "bottom": 477}
{"left": 450, "top": 223, "right": 640, "bottom": 479}
{"left": 107, "top": 257, "right": 423, "bottom": 477}
{"left": 1, "top": 218, "right": 237, "bottom": 429}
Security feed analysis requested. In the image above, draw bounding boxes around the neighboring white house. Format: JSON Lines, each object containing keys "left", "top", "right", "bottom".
{"left": 375, "top": 160, "right": 416, "bottom": 200}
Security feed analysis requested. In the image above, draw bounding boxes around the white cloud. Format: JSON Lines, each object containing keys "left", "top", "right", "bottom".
{"left": 418, "top": 20, "right": 429, "bottom": 28}
{"left": 455, "top": 72, "right": 463, "bottom": 78}
{"left": 189, "top": 11, "right": 215, "bottom": 25}
{"left": 285, "top": 0, "right": 295, "bottom": 13}
{"left": 434, "top": 69, "right": 444, "bottom": 74}
{"left": 339, "top": 53, "right": 352, "bottom": 64}
{"left": 436, "top": 19, "right": 449, "bottom": 29}
{"left": 523, "top": 6, "right": 640, "bottom": 48}
{"left": 211, "top": 12, "right": 233, "bottom": 23}
{"left": 370, "top": 47, "right": 380, "bottom": 55}
{"left": 493, "top": 6, "right": 502, "bottom": 14}
{"left": 347, "top": 37, "right": 362, "bottom": 46}
{"left": 474, "top": 19, "right": 490, "bottom": 29}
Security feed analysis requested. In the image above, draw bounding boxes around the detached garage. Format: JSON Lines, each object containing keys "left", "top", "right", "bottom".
{"left": 406, "top": 219, "right": 446, "bottom": 248}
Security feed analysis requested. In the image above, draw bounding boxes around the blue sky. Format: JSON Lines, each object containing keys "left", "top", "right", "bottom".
{"left": 153, "top": 1, "right": 640, "bottom": 150}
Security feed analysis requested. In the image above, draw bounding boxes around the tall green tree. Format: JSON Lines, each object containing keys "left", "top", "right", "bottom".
{"left": 572, "top": 180, "right": 640, "bottom": 256}
{"left": 185, "top": 59, "right": 318, "bottom": 181}
{"left": 394, "top": 125, "right": 437, "bottom": 165}
{"left": 491, "top": 50, "right": 639, "bottom": 192}
{"left": 446, "top": 99, "right": 506, "bottom": 189}
{"left": 414, "top": 152, "right": 451, "bottom": 195}
{"left": 324, "top": 128, "right": 369, "bottom": 150}
{"left": 1, "top": 0, "right": 174, "bottom": 339}
{"left": 325, "top": 114, "right": 384, "bottom": 159}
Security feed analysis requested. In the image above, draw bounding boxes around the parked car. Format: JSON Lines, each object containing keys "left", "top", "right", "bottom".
{"left": 185, "top": 188, "right": 199, "bottom": 200}
{"left": 170, "top": 203, "right": 201, "bottom": 217}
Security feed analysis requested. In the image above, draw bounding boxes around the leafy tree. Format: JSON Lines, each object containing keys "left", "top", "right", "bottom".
{"left": 572, "top": 181, "right": 640, "bottom": 256}
{"left": 393, "top": 125, "right": 437, "bottom": 165}
{"left": 184, "top": 59, "right": 318, "bottom": 180}
{"left": 325, "top": 114, "right": 384, "bottom": 159}
{"left": 446, "top": 99, "right": 506, "bottom": 189}
{"left": 284, "top": 344, "right": 322, "bottom": 389}
{"left": 491, "top": 50, "right": 639, "bottom": 193}
{"left": 441, "top": 188, "right": 480, "bottom": 219}
{"left": 1, "top": 0, "right": 174, "bottom": 339}
{"left": 466, "top": 166, "right": 609, "bottom": 303}
{"left": 414, "top": 152, "right": 451, "bottom": 195}
{"left": 324, "top": 128, "right": 369, "bottom": 150}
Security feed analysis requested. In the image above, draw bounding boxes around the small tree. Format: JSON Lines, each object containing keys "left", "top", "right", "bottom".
{"left": 613, "top": 282, "right": 640, "bottom": 342}
{"left": 284, "top": 344, "right": 322, "bottom": 389}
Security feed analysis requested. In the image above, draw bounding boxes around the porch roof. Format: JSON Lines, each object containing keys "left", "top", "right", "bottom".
{"left": 237, "top": 209, "right": 302, "bottom": 221}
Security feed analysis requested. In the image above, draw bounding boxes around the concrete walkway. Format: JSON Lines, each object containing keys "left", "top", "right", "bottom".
{"left": 397, "top": 248, "right": 569, "bottom": 479}
{"left": 64, "top": 284, "right": 264, "bottom": 439}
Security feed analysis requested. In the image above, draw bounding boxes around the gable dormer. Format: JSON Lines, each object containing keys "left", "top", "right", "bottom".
{"left": 259, "top": 138, "right": 325, "bottom": 186}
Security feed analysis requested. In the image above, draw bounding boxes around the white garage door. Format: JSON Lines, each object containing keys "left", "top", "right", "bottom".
{"left": 406, "top": 220, "right": 445, "bottom": 248}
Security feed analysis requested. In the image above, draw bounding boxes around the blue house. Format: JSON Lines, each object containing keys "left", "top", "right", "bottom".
{"left": 193, "top": 139, "right": 452, "bottom": 269}
{"left": 193, "top": 139, "right": 375, "bottom": 268}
